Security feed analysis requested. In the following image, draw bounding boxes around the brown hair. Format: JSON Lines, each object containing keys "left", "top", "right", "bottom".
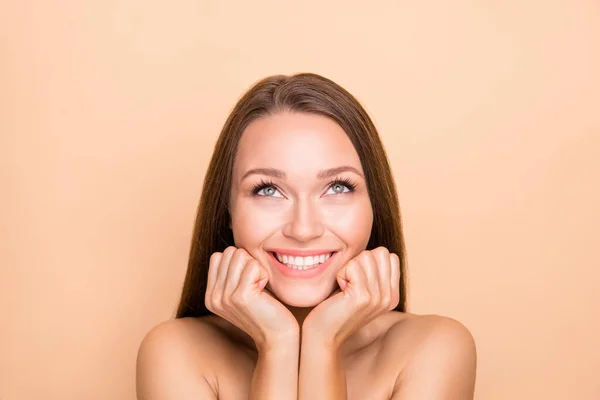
{"left": 176, "top": 73, "right": 407, "bottom": 318}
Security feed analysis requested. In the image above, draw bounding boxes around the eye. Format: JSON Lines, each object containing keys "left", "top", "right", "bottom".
{"left": 325, "top": 178, "right": 357, "bottom": 195}
{"left": 326, "top": 183, "right": 350, "bottom": 195}
{"left": 257, "top": 186, "right": 283, "bottom": 197}
{"left": 251, "top": 180, "right": 284, "bottom": 198}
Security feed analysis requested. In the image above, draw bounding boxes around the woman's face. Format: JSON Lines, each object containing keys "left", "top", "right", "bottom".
{"left": 229, "top": 112, "right": 373, "bottom": 307}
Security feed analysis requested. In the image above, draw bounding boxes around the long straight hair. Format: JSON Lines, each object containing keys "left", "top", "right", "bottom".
{"left": 176, "top": 73, "right": 407, "bottom": 318}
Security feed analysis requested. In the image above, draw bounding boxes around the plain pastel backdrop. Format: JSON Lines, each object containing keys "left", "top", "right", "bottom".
{"left": 1, "top": 0, "right": 599, "bottom": 399}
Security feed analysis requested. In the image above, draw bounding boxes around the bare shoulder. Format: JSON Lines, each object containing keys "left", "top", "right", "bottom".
{"left": 135, "top": 317, "right": 231, "bottom": 400}
{"left": 380, "top": 313, "right": 477, "bottom": 399}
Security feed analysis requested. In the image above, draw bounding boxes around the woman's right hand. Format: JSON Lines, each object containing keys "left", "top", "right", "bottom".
{"left": 205, "top": 246, "right": 299, "bottom": 352}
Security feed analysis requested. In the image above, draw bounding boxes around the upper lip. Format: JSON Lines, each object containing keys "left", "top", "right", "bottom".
{"left": 268, "top": 248, "right": 337, "bottom": 257}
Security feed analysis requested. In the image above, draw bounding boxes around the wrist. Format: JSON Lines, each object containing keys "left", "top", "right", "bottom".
{"left": 258, "top": 332, "right": 300, "bottom": 355}
{"left": 301, "top": 328, "right": 342, "bottom": 355}
{"left": 302, "top": 321, "right": 343, "bottom": 350}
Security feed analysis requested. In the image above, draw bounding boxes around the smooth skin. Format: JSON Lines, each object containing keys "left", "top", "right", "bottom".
{"left": 136, "top": 112, "right": 477, "bottom": 399}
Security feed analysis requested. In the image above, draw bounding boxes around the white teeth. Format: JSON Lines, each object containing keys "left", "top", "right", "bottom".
{"left": 273, "top": 252, "right": 333, "bottom": 270}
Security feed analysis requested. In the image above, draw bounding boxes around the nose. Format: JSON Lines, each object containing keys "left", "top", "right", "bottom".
{"left": 282, "top": 198, "right": 324, "bottom": 242}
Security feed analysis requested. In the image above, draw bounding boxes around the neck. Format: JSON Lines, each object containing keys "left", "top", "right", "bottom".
{"left": 287, "top": 304, "right": 313, "bottom": 328}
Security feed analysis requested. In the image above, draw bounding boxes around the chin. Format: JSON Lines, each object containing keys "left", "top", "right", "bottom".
{"left": 269, "top": 283, "right": 336, "bottom": 308}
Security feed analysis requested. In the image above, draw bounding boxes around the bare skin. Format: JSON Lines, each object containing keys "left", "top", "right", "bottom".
{"left": 136, "top": 112, "right": 477, "bottom": 398}
{"left": 195, "top": 310, "right": 425, "bottom": 399}
{"left": 137, "top": 311, "right": 476, "bottom": 399}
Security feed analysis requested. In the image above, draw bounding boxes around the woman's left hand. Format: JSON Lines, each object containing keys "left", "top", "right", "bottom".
{"left": 302, "top": 246, "right": 401, "bottom": 350}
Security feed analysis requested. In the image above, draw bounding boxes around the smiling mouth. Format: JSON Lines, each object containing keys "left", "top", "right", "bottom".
{"left": 269, "top": 251, "right": 336, "bottom": 271}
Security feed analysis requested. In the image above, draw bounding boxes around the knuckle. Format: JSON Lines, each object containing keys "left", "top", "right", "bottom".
{"left": 374, "top": 246, "right": 388, "bottom": 255}
{"left": 211, "top": 296, "right": 222, "bottom": 311}
{"left": 235, "top": 247, "right": 249, "bottom": 257}
{"left": 221, "top": 293, "right": 233, "bottom": 307}
{"left": 246, "top": 259, "right": 261, "bottom": 270}
{"left": 371, "top": 293, "right": 382, "bottom": 305}
{"left": 230, "top": 290, "right": 247, "bottom": 305}
{"left": 381, "top": 294, "right": 391, "bottom": 305}
{"left": 234, "top": 249, "right": 252, "bottom": 264}
{"left": 360, "top": 250, "right": 376, "bottom": 264}
{"left": 209, "top": 252, "right": 222, "bottom": 263}
{"left": 389, "top": 293, "right": 400, "bottom": 309}
{"left": 204, "top": 295, "right": 213, "bottom": 310}
{"left": 373, "top": 248, "right": 389, "bottom": 263}
{"left": 359, "top": 250, "right": 371, "bottom": 259}
{"left": 382, "top": 299, "right": 392, "bottom": 310}
{"left": 354, "top": 291, "right": 370, "bottom": 307}
{"left": 224, "top": 246, "right": 237, "bottom": 256}
{"left": 344, "top": 262, "right": 358, "bottom": 276}
{"left": 358, "top": 297, "right": 370, "bottom": 308}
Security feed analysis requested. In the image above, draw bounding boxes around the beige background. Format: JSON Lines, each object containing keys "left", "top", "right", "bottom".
{"left": 2, "top": 0, "right": 599, "bottom": 399}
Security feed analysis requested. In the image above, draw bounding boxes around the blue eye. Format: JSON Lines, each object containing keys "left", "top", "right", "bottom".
{"left": 325, "top": 178, "right": 357, "bottom": 195}
{"left": 251, "top": 180, "right": 284, "bottom": 198}
{"left": 326, "top": 183, "right": 350, "bottom": 195}
{"left": 250, "top": 177, "right": 357, "bottom": 198}
{"left": 256, "top": 185, "right": 283, "bottom": 197}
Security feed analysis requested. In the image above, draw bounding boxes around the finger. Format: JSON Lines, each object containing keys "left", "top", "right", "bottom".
{"left": 205, "top": 251, "right": 222, "bottom": 307}
{"left": 212, "top": 247, "right": 239, "bottom": 311}
{"left": 372, "top": 247, "right": 391, "bottom": 306}
{"left": 342, "top": 260, "right": 368, "bottom": 298}
{"left": 215, "top": 246, "right": 237, "bottom": 290}
{"left": 224, "top": 250, "right": 252, "bottom": 296}
{"left": 390, "top": 253, "right": 401, "bottom": 309}
{"left": 238, "top": 259, "right": 269, "bottom": 294}
{"left": 207, "top": 252, "right": 222, "bottom": 291}
{"left": 358, "top": 251, "right": 380, "bottom": 299}
{"left": 351, "top": 261, "right": 371, "bottom": 307}
{"left": 336, "top": 264, "right": 349, "bottom": 290}
{"left": 336, "top": 260, "right": 356, "bottom": 290}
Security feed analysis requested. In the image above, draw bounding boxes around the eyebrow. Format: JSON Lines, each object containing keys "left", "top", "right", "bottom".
{"left": 241, "top": 165, "right": 364, "bottom": 181}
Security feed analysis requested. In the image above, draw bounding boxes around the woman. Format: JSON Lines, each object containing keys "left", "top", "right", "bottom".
{"left": 136, "top": 73, "right": 477, "bottom": 399}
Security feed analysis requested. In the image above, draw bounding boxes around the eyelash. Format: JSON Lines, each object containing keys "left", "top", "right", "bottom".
{"left": 251, "top": 177, "right": 357, "bottom": 197}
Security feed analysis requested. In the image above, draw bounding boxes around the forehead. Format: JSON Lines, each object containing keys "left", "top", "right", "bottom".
{"left": 233, "top": 112, "right": 362, "bottom": 177}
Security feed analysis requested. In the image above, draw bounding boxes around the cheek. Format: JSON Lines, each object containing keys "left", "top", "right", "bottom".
{"left": 230, "top": 200, "right": 283, "bottom": 247}
{"left": 325, "top": 198, "right": 373, "bottom": 248}
{"left": 231, "top": 196, "right": 373, "bottom": 250}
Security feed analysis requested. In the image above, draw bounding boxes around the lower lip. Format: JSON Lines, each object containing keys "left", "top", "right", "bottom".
{"left": 268, "top": 252, "right": 337, "bottom": 279}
